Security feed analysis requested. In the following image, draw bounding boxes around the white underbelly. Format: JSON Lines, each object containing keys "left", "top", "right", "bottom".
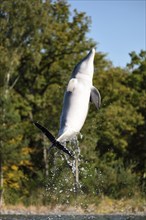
{"left": 59, "top": 83, "right": 91, "bottom": 137}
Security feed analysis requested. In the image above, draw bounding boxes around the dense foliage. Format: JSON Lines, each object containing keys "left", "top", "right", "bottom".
{"left": 0, "top": 0, "right": 145, "bottom": 206}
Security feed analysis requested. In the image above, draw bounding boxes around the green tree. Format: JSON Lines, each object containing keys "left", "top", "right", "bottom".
{"left": 0, "top": 0, "right": 97, "bottom": 204}
{"left": 95, "top": 68, "right": 144, "bottom": 157}
{"left": 126, "top": 51, "right": 146, "bottom": 189}
{"left": 1, "top": 0, "right": 145, "bottom": 205}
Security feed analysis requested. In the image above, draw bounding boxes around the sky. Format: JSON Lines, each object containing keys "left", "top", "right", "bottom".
{"left": 68, "top": 0, "right": 146, "bottom": 67}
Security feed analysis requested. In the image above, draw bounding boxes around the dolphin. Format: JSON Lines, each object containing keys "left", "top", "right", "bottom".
{"left": 34, "top": 48, "right": 101, "bottom": 157}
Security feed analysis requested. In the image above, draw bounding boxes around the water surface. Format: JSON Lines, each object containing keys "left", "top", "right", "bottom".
{"left": 0, "top": 214, "right": 145, "bottom": 220}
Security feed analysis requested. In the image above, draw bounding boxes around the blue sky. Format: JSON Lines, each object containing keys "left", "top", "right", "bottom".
{"left": 68, "top": 0, "right": 146, "bottom": 67}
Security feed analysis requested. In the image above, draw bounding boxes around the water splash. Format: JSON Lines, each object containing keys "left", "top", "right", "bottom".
{"left": 44, "top": 134, "right": 82, "bottom": 205}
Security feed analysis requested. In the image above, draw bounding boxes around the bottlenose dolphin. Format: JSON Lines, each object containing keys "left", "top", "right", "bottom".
{"left": 34, "top": 48, "right": 101, "bottom": 157}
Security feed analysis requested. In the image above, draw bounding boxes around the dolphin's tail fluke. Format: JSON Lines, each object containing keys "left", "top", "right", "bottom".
{"left": 33, "top": 122, "right": 73, "bottom": 158}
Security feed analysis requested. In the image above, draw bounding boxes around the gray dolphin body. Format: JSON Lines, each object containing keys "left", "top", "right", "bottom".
{"left": 57, "top": 48, "right": 101, "bottom": 143}
{"left": 34, "top": 48, "right": 101, "bottom": 157}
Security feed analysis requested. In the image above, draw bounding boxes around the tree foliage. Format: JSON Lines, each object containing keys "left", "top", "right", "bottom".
{"left": 0, "top": 0, "right": 145, "bottom": 205}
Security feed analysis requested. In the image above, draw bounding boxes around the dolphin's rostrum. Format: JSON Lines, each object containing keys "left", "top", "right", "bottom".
{"left": 34, "top": 48, "right": 101, "bottom": 157}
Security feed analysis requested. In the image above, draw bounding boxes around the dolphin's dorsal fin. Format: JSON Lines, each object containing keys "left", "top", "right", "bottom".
{"left": 90, "top": 86, "right": 101, "bottom": 109}
{"left": 67, "top": 78, "right": 77, "bottom": 92}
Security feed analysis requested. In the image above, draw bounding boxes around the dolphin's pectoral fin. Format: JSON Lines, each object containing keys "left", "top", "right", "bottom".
{"left": 33, "top": 122, "right": 73, "bottom": 158}
{"left": 90, "top": 86, "right": 101, "bottom": 109}
{"left": 67, "top": 78, "right": 77, "bottom": 92}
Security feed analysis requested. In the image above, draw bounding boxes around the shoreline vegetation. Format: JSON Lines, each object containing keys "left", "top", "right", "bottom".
{"left": 0, "top": 198, "right": 146, "bottom": 215}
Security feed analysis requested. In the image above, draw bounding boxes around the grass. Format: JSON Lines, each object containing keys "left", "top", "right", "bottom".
{"left": 1, "top": 197, "right": 146, "bottom": 215}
